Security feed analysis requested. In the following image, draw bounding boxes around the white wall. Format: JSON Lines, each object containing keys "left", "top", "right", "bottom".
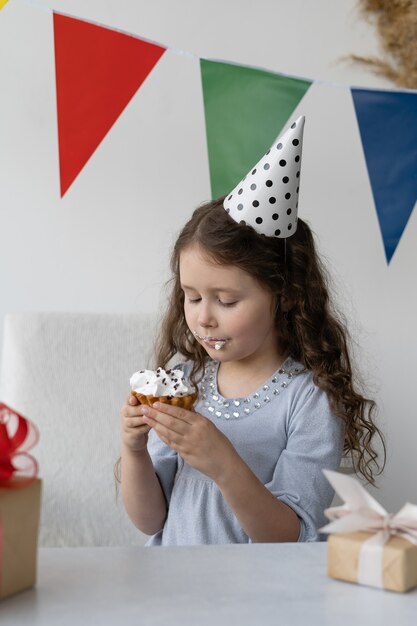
{"left": 1, "top": 0, "right": 414, "bottom": 513}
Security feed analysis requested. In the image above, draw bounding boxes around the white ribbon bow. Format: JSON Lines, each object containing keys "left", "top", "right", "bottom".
{"left": 319, "top": 470, "right": 417, "bottom": 588}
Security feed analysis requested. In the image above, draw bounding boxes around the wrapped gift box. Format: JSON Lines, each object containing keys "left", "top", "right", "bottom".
{"left": 321, "top": 469, "right": 417, "bottom": 594}
{"left": 328, "top": 530, "right": 417, "bottom": 593}
{"left": 0, "top": 478, "right": 42, "bottom": 600}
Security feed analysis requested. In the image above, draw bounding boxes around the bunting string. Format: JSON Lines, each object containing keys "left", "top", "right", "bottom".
{"left": 12, "top": 0, "right": 417, "bottom": 94}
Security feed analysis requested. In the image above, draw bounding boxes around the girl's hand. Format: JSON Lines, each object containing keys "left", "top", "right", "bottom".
{"left": 120, "top": 393, "right": 152, "bottom": 453}
{"left": 141, "top": 402, "right": 238, "bottom": 482}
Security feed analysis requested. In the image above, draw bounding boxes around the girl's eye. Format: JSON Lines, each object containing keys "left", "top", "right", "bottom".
{"left": 219, "top": 300, "right": 237, "bottom": 307}
{"left": 186, "top": 297, "right": 237, "bottom": 307}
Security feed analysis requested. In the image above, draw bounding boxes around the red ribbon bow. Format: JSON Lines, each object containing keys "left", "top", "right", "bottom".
{"left": 0, "top": 403, "right": 39, "bottom": 488}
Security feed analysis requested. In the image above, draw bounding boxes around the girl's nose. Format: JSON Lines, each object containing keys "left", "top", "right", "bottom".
{"left": 197, "top": 302, "right": 216, "bottom": 328}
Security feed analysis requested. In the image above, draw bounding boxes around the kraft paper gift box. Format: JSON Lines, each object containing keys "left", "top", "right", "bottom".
{"left": 0, "top": 478, "right": 42, "bottom": 599}
{"left": 0, "top": 402, "right": 41, "bottom": 600}
{"left": 327, "top": 530, "right": 417, "bottom": 593}
{"left": 320, "top": 470, "right": 417, "bottom": 593}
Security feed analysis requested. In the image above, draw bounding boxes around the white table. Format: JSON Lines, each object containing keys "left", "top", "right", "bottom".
{"left": 1, "top": 544, "right": 416, "bottom": 625}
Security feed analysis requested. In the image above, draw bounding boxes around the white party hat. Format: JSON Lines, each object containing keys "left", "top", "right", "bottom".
{"left": 223, "top": 115, "right": 305, "bottom": 238}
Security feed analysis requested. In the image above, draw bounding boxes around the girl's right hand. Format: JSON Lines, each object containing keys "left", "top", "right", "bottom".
{"left": 120, "top": 393, "right": 152, "bottom": 453}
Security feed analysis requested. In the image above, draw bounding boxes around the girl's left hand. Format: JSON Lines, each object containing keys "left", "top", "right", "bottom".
{"left": 141, "top": 402, "right": 237, "bottom": 482}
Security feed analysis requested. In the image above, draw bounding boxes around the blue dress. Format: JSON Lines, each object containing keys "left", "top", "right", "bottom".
{"left": 146, "top": 357, "right": 344, "bottom": 545}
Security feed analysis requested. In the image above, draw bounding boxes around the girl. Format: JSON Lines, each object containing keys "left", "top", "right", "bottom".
{"left": 118, "top": 118, "right": 385, "bottom": 545}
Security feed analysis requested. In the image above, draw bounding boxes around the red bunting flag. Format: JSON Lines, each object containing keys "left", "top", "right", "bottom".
{"left": 53, "top": 13, "right": 166, "bottom": 197}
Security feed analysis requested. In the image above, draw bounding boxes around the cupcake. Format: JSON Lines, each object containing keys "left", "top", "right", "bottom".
{"left": 130, "top": 367, "right": 198, "bottom": 410}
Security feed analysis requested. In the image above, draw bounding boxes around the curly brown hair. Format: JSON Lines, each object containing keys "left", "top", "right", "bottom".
{"left": 154, "top": 196, "right": 386, "bottom": 486}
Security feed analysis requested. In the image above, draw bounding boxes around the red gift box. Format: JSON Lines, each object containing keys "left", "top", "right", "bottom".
{"left": 0, "top": 403, "right": 41, "bottom": 600}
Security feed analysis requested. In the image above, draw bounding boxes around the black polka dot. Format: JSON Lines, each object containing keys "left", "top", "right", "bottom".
{"left": 288, "top": 223, "right": 292, "bottom": 230}
{"left": 269, "top": 197, "right": 276, "bottom": 204}
{"left": 291, "top": 122, "right": 296, "bottom": 129}
{"left": 282, "top": 176, "right": 289, "bottom": 183}
{"left": 240, "top": 220, "right": 246, "bottom": 225}
{"left": 263, "top": 163, "right": 270, "bottom": 170}
{"left": 237, "top": 203, "right": 243, "bottom": 210}
{"left": 226, "top": 208, "right": 230, "bottom": 213}
{"left": 266, "top": 149, "right": 270, "bottom": 155}
{"left": 275, "top": 229, "right": 281, "bottom": 236}
{"left": 296, "top": 187, "right": 299, "bottom": 193}
{"left": 252, "top": 168, "right": 257, "bottom": 175}
{"left": 287, "top": 208, "right": 292, "bottom": 215}
{"left": 266, "top": 180, "right": 273, "bottom": 187}
{"left": 296, "top": 201, "right": 299, "bottom": 208}
{"left": 285, "top": 193, "right": 291, "bottom": 200}
{"left": 276, "top": 142, "right": 283, "bottom": 150}
{"left": 296, "top": 171, "right": 300, "bottom": 178}
{"left": 255, "top": 217, "right": 263, "bottom": 224}
{"left": 272, "top": 213, "right": 279, "bottom": 220}
{"left": 279, "top": 159, "right": 286, "bottom": 167}
{"left": 228, "top": 194, "right": 232, "bottom": 200}
{"left": 250, "top": 183, "right": 257, "bottom": 190}
{"left": 238, "top": 188, "right": 243, "bottom": 195}
{"left": 292, "top": 139, "right": 299, "bottom": 146}
{"left": 252, "top": 200, "right": 259, "bottom": 207}
{"left": 295, "top": 155, "right": 300, "bottom": 163}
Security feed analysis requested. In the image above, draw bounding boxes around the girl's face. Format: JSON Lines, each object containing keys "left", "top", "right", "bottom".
{"left": 180, "top": 244, "right": 282, "bottom": 366}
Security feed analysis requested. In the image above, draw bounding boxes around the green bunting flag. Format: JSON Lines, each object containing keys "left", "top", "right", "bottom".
{"left": 200, "top": 59, "right": 312, "bottom": 199}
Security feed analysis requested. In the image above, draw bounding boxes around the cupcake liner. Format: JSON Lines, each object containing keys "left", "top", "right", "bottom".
{"left": 131, "top": 391, "right": 199, "bottom": 411}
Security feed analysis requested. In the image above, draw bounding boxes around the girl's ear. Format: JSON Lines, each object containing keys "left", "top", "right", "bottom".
{"left": 280, "top": 294, "right": 294, "bottom": 312}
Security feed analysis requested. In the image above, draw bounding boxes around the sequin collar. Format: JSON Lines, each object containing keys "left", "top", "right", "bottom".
{"left": 198, "top": 357, "right": 302, "bottom": 419}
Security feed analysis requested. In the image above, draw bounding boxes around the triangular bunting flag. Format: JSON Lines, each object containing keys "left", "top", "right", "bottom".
{"left": 200, "top": 59, "right": 312, "bottom": 199}
{"left": 0, "top": 0, "right": 9, "bottom": 11}
{"left": 351, "top": 89, "right": 417, "bottom": 264}
{"left": 54, "top": 13, "right": 166, "bottom": 197}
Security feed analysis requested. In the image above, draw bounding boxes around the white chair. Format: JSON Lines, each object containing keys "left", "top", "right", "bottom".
{"left": 0, "top": 312, "right": 157, "bottom": 547}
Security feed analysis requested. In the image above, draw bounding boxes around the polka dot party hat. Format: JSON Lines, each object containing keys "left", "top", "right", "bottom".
{"left": 223, "top": 115, "right": 305, "bottom": 238}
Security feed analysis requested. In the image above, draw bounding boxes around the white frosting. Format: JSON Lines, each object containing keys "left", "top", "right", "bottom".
{"left": 130, "top": 367, "right": 192, "bottom": 397}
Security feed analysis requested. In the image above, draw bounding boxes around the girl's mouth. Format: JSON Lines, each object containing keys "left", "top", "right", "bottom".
{"left": 193, "top": 331, "right": 228, "bottom": 350}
